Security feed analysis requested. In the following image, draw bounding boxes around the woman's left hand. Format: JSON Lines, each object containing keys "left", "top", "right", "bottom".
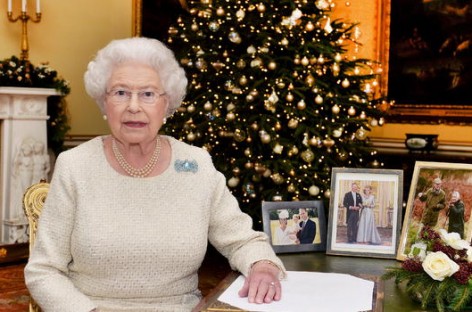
{"left": 238, "top": 261, "right": 282, "bottom": 304}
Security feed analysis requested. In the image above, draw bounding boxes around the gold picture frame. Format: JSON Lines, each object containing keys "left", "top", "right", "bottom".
{"left": 380, "top": 0, "right": 472, "bottom": 124}
{"left": 397, "top": 161, "right": 472, "bottom": 261}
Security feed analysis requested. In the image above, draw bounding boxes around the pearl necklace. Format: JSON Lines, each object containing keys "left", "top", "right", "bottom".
{"left": 111, "top": 136, "right": 161, "bottom": 178}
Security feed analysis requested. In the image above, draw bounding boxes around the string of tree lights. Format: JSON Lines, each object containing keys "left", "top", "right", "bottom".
{"left": 163, "top": 0, "right": 388, "bottom": 225}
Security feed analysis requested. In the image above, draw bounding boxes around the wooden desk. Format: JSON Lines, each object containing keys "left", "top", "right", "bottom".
{"left": 194, "top": 253, "right": 424, "bottom": 312}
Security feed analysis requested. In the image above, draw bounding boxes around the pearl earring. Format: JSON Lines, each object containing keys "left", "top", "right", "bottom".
{"left": 103, "top": 115, "right": 108, "bottom": 121}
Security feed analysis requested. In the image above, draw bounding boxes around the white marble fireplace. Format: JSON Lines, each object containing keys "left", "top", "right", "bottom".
{"left": 0, "top": 87, "right": 59, "bottom": 244}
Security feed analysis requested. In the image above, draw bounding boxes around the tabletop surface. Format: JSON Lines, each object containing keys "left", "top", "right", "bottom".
{"left": 194, "top": 252, "right": 427, "bottom": 312}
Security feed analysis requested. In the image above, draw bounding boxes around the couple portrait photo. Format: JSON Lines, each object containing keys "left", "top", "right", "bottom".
{"left": 327, "top": 168, "right": 403, "bottom": 258}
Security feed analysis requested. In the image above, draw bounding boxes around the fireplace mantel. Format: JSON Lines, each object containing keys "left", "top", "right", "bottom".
{"left": 0, "top": 87, "right": 59, "bottom": 244}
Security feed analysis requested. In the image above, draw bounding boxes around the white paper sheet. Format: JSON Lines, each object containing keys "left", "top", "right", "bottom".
{"left": 218, "top": 271, "right": 374, "bottom": 312}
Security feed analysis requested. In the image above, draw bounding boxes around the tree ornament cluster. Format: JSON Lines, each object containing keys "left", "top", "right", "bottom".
{"left": 163, "top": 0, "right": 386, "bottom": 223}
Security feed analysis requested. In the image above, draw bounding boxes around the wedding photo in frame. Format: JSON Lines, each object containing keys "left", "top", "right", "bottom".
{"left": 327, "top": 168, "right": 403, "bottom": 259}
{"left": 397, "top": 161, "right": 472, "bottom": 261}
{"left": 262, "top": 200, "right": 326, "bottom": 254}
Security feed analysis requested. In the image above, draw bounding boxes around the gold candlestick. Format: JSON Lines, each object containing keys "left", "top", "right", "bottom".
{"left": 7, "top": 11, "right": 41, "bottom": 61}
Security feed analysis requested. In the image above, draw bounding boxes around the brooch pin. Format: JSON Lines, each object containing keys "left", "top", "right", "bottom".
{"left": 174, "top": 159, "right": 198, "bottom": 173}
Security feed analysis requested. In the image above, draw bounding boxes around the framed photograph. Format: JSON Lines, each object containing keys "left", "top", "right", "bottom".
{"left": 262, "top": 200, "right": 327, "bottom": 254}
{"left": 397, "top": 161, "right": 472, "bottom": 261}
{"left": 327, "top": 168, "right": 403, "bottom": 259}
{"left": 379, "top": 0, "right": 472, "bottom": 123}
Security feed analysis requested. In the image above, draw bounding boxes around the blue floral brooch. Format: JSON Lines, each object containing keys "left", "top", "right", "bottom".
{"left": 174, "top": 159, "right": 198, "bottom": 173}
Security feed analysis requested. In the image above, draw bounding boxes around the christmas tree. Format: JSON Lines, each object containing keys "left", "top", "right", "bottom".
{"left": 163, "top": 0, "right": 386, "bottom": 225}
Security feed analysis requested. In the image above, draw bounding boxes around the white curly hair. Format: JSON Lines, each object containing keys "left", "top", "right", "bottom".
{"left": 83, "top": 37, "right": 187, "bottom": 117}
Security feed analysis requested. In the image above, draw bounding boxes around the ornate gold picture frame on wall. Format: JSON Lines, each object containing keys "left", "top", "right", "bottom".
{"left": 380, "top": 0, "right": 472, "bottom": 124}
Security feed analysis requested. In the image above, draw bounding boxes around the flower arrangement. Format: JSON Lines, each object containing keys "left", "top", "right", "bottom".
{"left": 383, "top": 226, "right": 472, "bottom": 312}
{"left": 0, "top": 55, "right": 71, "bottom": 155}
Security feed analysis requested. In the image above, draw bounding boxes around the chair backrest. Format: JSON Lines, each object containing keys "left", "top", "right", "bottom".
{"left": 22, "top": 180, "right": 49, "bottom": 251}
{"left": 22, "top": 179, "right": 49, "bottom": 312}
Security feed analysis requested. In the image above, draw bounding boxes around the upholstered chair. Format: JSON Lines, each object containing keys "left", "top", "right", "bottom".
{"left": 22, "top": 179, "right": 49, "bottom": 312}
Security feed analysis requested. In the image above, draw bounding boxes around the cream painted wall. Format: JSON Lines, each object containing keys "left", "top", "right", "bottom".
{"left": 0, "top": 0, "right": 132, "bottom": 135}
{"left": 1, "top": 1, "right": 471, "bottom": 143}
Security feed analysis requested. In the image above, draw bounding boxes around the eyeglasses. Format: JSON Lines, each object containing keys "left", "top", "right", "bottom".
{"left": 106, "top": 88, "right": 166, "bottom": 105}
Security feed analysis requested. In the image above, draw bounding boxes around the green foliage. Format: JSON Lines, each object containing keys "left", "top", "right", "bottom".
{"left": 0, "top": 55, "right": 71, "bottom": 155}
{"left": 163, "top": 0, "right": 385, "bottom": 223}
{"left": 384, "top": 267, "right": 472, "bottom": 311}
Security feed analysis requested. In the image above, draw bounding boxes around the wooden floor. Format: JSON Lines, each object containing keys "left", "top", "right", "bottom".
{"left": 0, "top": 245, "right": 231, "bottom": 311}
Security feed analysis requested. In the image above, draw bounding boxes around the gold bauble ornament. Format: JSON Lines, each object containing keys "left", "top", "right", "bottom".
{"left": 268, "top": 61, "right": 277, "bottom": 70}
{"left": 257, "top": 3, "right": 266, "bottom": 12}
{"left": 347, "top": 106, "right": 356, "bottom": 116}
{"left": 359, "top": 111, "right": 367, "bottom": 119}
{"left": 288, "top": 118, "right": 299, "bottom": 129}
{"left": 287, "top": 184, "right": 296, "bottom": 193}
{"left": 191, "top": 24, "right": 199, "bottom": 31}
{"left": 334, "top": 53, "right": 342, "bottom": 62}
{"left": 187, "top": 132, "right": 196, "bottom": 141}
{"left": 315, "top": 94, "right": 323, "bottom": 104}
{"left": 263, "top": 169, "right": 271, "bottom": 178}
{"left": 309, "top": 137, "right": 319, "bottom": 146}
{"left": 244, "top": 162, "right": 254, "bottom": 169}
{"left": 227, "top": 177, "right": 240, "bottom": 188}
{"left": 301, "top": 149, "right": 315, "bottom": 163}
{"left": 226, "top": 112, "right": 236, "bottom": 121}
{"left": 271, "top": 173, "right": 284, "bottom": 185}
{"left": 259, "top": 130, "right": 271, "bottom": 144}
{"left": 233, "top": 167, "right": 241, "bottom": 175}
{"left": 297, "top": 99, "right": 306, "bottom": 110}
{"left": 286, "top": 92, "right": 294, "bottom": 102}
{"left": 355, "top": 128, "right": 367, "bottom": 140}
{"left": 332, "top": 128, "right": 343, "bottom": 138}
{"left": 370, "top": 119, "right": 379, "bottom": 127}
{"left": 250, "top": 89, "right": 259, "bottom": 97}
{"left": 204, "top": 101, "right": 212, "bottom": 111}
{"left": 246, "top": 94, "right": 254, "bottom": 102}
{"left": 301, "top": 56, "right": 310, "bottom": 66}
{"left": 244, "top": 148, "right": 251, "bottom": 156}
{"left": 187, "top": 104, "right": 196, "bottom": 113}
{"left": 234, "top": 129, "right": 247, "bottom": 142}
{"left": 323, "top": 138, "right": 335, "bottom": 147}
{"left": 305, "top": 21, "right": 315, "bottom": 31}
{"left": 305, "top": 74, "right": 315, "bottom": 86}
{"left": 273, "top": 143, "right": 284, "bottom": 154}
{"left": 341, "top": 78, "right": 350, "bottom": 88}
{"left": 275, "top": 122, "right": 282, "bottom": 131}
{"left": 281, "top": 38, "right": 289, "bottom": 46}
{"left": 250, "top": 122, "right": 259, "bottom": 131}
{"left": 324, "top": 189, "right": 331, "bottom": 198}
{"left": 309, "top": 185, "right": 320, "bottom": 196}
{"left": 276, "top": 81, "right": 286, "bottom": 89}
{"left": 239, "top": 75, "right": 247, "bottom": 86}
{"left": 254, "top": 163, "right": 266, "bottom": 173}
{"left": 289, "top": 169, "right": 296, "bottom": 176}
{"left": 331, "top": 104, "right": 340, "bottom": 114}
{"left": 236, "top": 59, "right": 246, "bottom": 69}
{"left": 294, "top": 57, "right": 300, "bottom": 65}
{"left": 216, "top": 7, "right": 225, "bottom": 16}
{"left": 290, "top": 145, "right": 299, "bottom": 155}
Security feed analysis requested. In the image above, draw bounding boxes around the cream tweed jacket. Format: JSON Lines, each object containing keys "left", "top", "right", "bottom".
{"left": 24, "top": 136, "right": 284, "bottom": 312}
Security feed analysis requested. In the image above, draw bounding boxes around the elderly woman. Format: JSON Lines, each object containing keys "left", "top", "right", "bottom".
{"left": 24, "top": 37, "right": 285, "bottom": 312}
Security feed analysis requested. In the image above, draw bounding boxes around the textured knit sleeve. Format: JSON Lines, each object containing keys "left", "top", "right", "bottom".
{"left": 205, "top": 159, "right": 285, "bottom": 277}
{"left": 24, "top": 153, "right": 97, "bottom": 312}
